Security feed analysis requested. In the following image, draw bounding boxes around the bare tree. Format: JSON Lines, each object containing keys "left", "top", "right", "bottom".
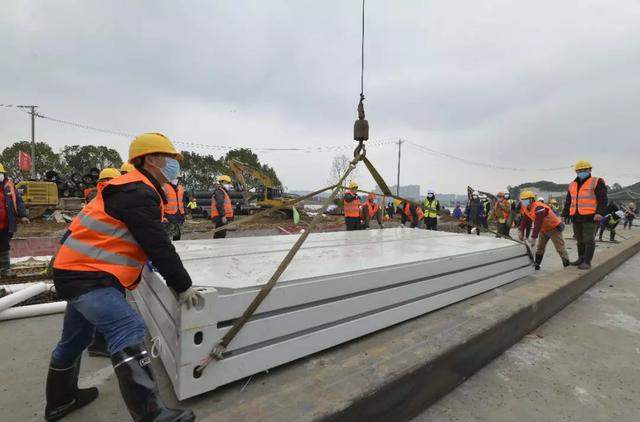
{"left": 328, "top": 154, "right": 359, "bottom": 187}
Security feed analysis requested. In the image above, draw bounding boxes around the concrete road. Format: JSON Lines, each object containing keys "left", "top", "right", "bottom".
{"left": 415, "top": 241, "right": 640, "bottom": 421}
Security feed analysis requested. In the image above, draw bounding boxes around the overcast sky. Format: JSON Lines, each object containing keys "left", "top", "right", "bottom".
{"left": 2, "top": 0, "right": 639, "bottom": 194}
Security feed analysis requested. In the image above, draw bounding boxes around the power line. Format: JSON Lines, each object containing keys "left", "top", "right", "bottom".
{"left": 18, "top": 110, "right": 396, "bottom": 153}
{"left": 405, "top": 141, "right": 572, "bottom": 172}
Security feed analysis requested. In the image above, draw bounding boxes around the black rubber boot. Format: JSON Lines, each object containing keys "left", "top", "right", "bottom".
{"left": 112, "top": 344, "right": 195, "bottom": 422}
{"left": 578, "top": 243, "right": 595, "bottom": 270}
{"left": 611, "top": 231, "right": 617, "bottom": 243}
{"left": 570, "top": 243, "right": 585, "bottom": 266}
{"left": 562, "top": 257, "right": 571, "bottom": 267}
{"left": 45, "top": 357, "right": 99, "bottom": 421}
{"left": 0, "top": 249, "right": 16, "bottom": 278}
{"left": 534, "top": 254, "right": 543, "bottom": 270}
{"left": 88, "top": 331, "right": 110, "bottom": 358}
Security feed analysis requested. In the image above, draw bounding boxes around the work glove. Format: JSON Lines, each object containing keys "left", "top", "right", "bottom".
{"left": 178, "top": 288, "right": 202, "bottom": 309}
{"left": 221, "top": 216, "right": 228, "bottom": 224}
{"left": 594, "top": 214, "right": 603, "bottom": 222}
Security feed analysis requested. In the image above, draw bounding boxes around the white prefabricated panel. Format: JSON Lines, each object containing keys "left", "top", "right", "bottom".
{"left": 132, "top": 228, "right": 533, "bottom": 399}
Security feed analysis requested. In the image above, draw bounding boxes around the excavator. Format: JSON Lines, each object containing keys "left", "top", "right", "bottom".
{"left": 227, "top": 159, "right": 296, "bottom": 215}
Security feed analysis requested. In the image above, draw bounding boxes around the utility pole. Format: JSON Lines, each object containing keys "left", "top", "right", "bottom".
{"left": 396, "top": 139, "right": 403, "bottom": 196}
{"left": 17, "top": 105, "right": 38, "bottom": 179}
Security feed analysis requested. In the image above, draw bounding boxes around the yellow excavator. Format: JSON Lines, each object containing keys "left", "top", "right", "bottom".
{"left": 227, "top": 159, "right": 295, "bottom": 213}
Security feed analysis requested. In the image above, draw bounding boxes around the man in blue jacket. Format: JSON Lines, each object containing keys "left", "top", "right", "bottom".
{"left": 0, "top": 163, "right": 29, "bottom": 277}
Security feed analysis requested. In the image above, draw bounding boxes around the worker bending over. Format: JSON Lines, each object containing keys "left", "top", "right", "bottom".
{"left": 598, "top": 210, "right": 624, "bottom": 242}
{"left": 491, "top": 191, "right": 512, "bottom": 238}
{"left": 0, "top": 163, "right": 29, "bottom": 277}
{"left": 519, "top": 191, "right": 570, "bottom": 270}
{"left": 562, "top": 160, "right": 607, "bottom": 270}
{"left": 360, "top": 192, "right": 383, "bottom": 229}
{"left": 46, "top": 133, "right": 197, "bottom": 421}
{"left": 422, "top": 190, "right": 440, "bottom": 230}
{"left": 210, "top": 175, "right": 234, "bottom": 239}
{"left": 465, "top": 192, "right": 484, "bottom": 235}
{"left": 163, "top": 178, "right": 186, "bottom": 240}
{"left": 343, "top": 181, "right": 361, "bottom": 231}
{"left": 402, "top": 200, "right": 423, "bottom": 228}
{"left": 84, "top": 168, "right": 121, "bottom": 203}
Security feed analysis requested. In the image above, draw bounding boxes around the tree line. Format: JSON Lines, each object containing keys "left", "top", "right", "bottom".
{"left": 0, "top": 141, "right": 281, "bottom": 192}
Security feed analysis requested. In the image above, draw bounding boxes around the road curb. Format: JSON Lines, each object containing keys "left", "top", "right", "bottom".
{"left": 323, "top": 235, "right": 640, "bottom": 422}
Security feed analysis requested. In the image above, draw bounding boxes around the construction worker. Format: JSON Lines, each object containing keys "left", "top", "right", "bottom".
{"left": 120, "top": 162, "right": 135, "bottom": 175}
{"left": 452, "top": 202, "right": 463, "bottom": 219}
{"left": 162, "top": 178, "right": 186, "bottom": 241}
{"left": 401, "top": 200, "right": 424, "bottom": 228}
{"left": 211, "top": 175, "right": 234, "bottom": 239}
{"left": 562, "top": 160, "right": 607, "bottom": 270}
{"left": 422, "top": 189, "right": 440, "bottom": 231}
{"left": 598, "top": 210, "right": 624, "bottom": 242}
{"left": 360, "top": 192, "right": 383, "bottom": 229}
{"left": 0, "top": 164, "right": 29, "bottom": 277}
{"left": 84, "top": 168, "right": 121, "bottom": 203}
{"left": 343, "top": 181, "right": 361, "bottom": 231}
{"left": 548, "top": 198, "right": 560, "bottom": 215}
{"left": 46, "top": 133, "right": 197, "bottom": 421}
{"left": 519, "top": 191, "right": 570, "bottom": 270}
{"left": 186, "top": 196, "right": 198, "bottom": 217}
{"left": 491, "top": 192, "right": 512, "bottom": 238}
{"left": 480, "top": 194, "right": 490, "bottom": 229}
{"left": 465, "top": 192, "right": 484, "bottom": 235}
{"left": 623, "top": 202, "right": 636, "bottom": 229}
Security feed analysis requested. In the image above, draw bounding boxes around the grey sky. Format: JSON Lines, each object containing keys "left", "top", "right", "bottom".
{"left": 2, "top": 0, "right": 639, "bottom": 194}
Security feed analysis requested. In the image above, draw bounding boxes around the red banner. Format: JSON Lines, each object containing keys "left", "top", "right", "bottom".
{"left": 18, "top": 150, "right": 32, "bottom": 172}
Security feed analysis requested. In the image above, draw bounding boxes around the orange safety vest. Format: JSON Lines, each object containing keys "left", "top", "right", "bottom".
{"left": 404, "top": 202, "right": 424, "bottom": 223}
{"left": 3, "top": 180, "right": 18, "bottom": 214}
{"left": 343, "top": 190, "right": 361, "bottom": 218}
{"left": 163, "top": 183, "right": 185, "bottom": 215}
{"left": 493, "top": 199, "right": 511, "bottom": 223}
{"left": 568, "top": 177, "right": 600, "bottom": 216}
{"left": 362, "top": 200, "right": 379, "bottom": 218}
{"left": 522, "top": 201, "right": 561, "bottom": 234}
{"left": 53, "top": 170, "right": 164, "bottom": 290}
{"left": 210, "top": 188, "right": 234, "bottom": 219}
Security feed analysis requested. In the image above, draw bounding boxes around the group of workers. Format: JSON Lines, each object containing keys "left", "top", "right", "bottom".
{"left": 0, "top": 135, "right": 633, "bottom": 422}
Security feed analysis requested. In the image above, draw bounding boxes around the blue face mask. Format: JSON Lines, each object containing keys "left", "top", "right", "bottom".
{"left": 161, "top": 157, "right": 180, "bottom": 181}
{"left": 576, "top": 171, "right": 590, "bottom": 180}
{"left": 523, "top": 199, "right": 533, "bottom": 206}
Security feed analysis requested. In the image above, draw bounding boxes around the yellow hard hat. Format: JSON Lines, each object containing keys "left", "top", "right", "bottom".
{"left": 520, "top": 190, "right": 536, "bottom": 200}
{"left": 217, "top": 175, "right": 232, "bottom": 183}
{"left": 394, "top": 198, "right": 402, "bottom": 205}
{"left": 0, "top": 163, "right": 5, "bottom": 173}
{"left": 120, "top": 162, "right": 135, "bottom": 173}
{"left": 99, "top": 168, "right": 121, "bottom": 180}
{"left": 128, "top": 133, "right": 182, "bottom": 163}
{"left": 348, "top": 181, "right": 359, "bottom": 190}
{"left": 574, "top": 160, "right": 592, "bottom": 171}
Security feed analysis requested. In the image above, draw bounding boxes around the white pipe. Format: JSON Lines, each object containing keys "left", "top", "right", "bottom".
{"left": 0, "top": 282, "right": 49, "bottom": 313}
{"left": 0, "top": 283, "right": 54, "bottom": 294}
{"left": 0, "top": 301, "right": 67, "bottom": 321}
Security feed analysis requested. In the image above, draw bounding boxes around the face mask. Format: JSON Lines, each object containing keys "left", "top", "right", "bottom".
{"left": 171, "top": 178, "right": 178, "bottom": 185}
{"left": 523, "top": 199, "right": 533, "bottom": 206}
{"left": 428, "top": 194, "right": 434, "bottom": 199}
{"left": 0, "top": 174, "right": 4, "bottom": 182}
{"left": 223, "top": 183, "right": 233, "bottom": 191}
{"left": 576, "top": 171, "right": 590, "bottom": 180}
{"left": 160, "top": 157, "right": 180, "bottom": 182}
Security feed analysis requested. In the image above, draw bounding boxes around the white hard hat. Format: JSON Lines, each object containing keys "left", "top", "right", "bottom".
{"left": 427, "top": 189, "right": 434, "bottom": 195}
{"left": 538, "top": 197, "right": 544, "bottom": 202}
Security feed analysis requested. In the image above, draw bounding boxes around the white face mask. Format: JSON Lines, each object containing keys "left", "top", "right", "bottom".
{"left": 0, "top": 174, "right": 4, "bottom": 182}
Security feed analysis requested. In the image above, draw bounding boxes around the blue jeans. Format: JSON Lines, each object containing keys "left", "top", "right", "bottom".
{"left": 52, "top": 287, "right": 146, "bottom": 366}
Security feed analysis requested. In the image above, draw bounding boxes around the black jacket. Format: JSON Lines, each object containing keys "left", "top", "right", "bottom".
{"left": 54, "top": 168, "right": 192, "bottom": 299}
{"left": 562, "top": 176, "right": 608, "bottom": 222}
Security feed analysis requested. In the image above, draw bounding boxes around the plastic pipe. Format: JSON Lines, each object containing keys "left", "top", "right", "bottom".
{"left": 0, "top": 282, "right": 48, "bottom": 313}
{"left": 0, "top": 301, "right": 67, "bottom": 321}
{"left": 0, "top": 283, "right": 54, "bottom": 294}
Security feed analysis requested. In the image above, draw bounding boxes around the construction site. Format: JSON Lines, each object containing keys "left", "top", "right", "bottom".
{"left": 2, "top": 2, "right": 640, "bottom": 422}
